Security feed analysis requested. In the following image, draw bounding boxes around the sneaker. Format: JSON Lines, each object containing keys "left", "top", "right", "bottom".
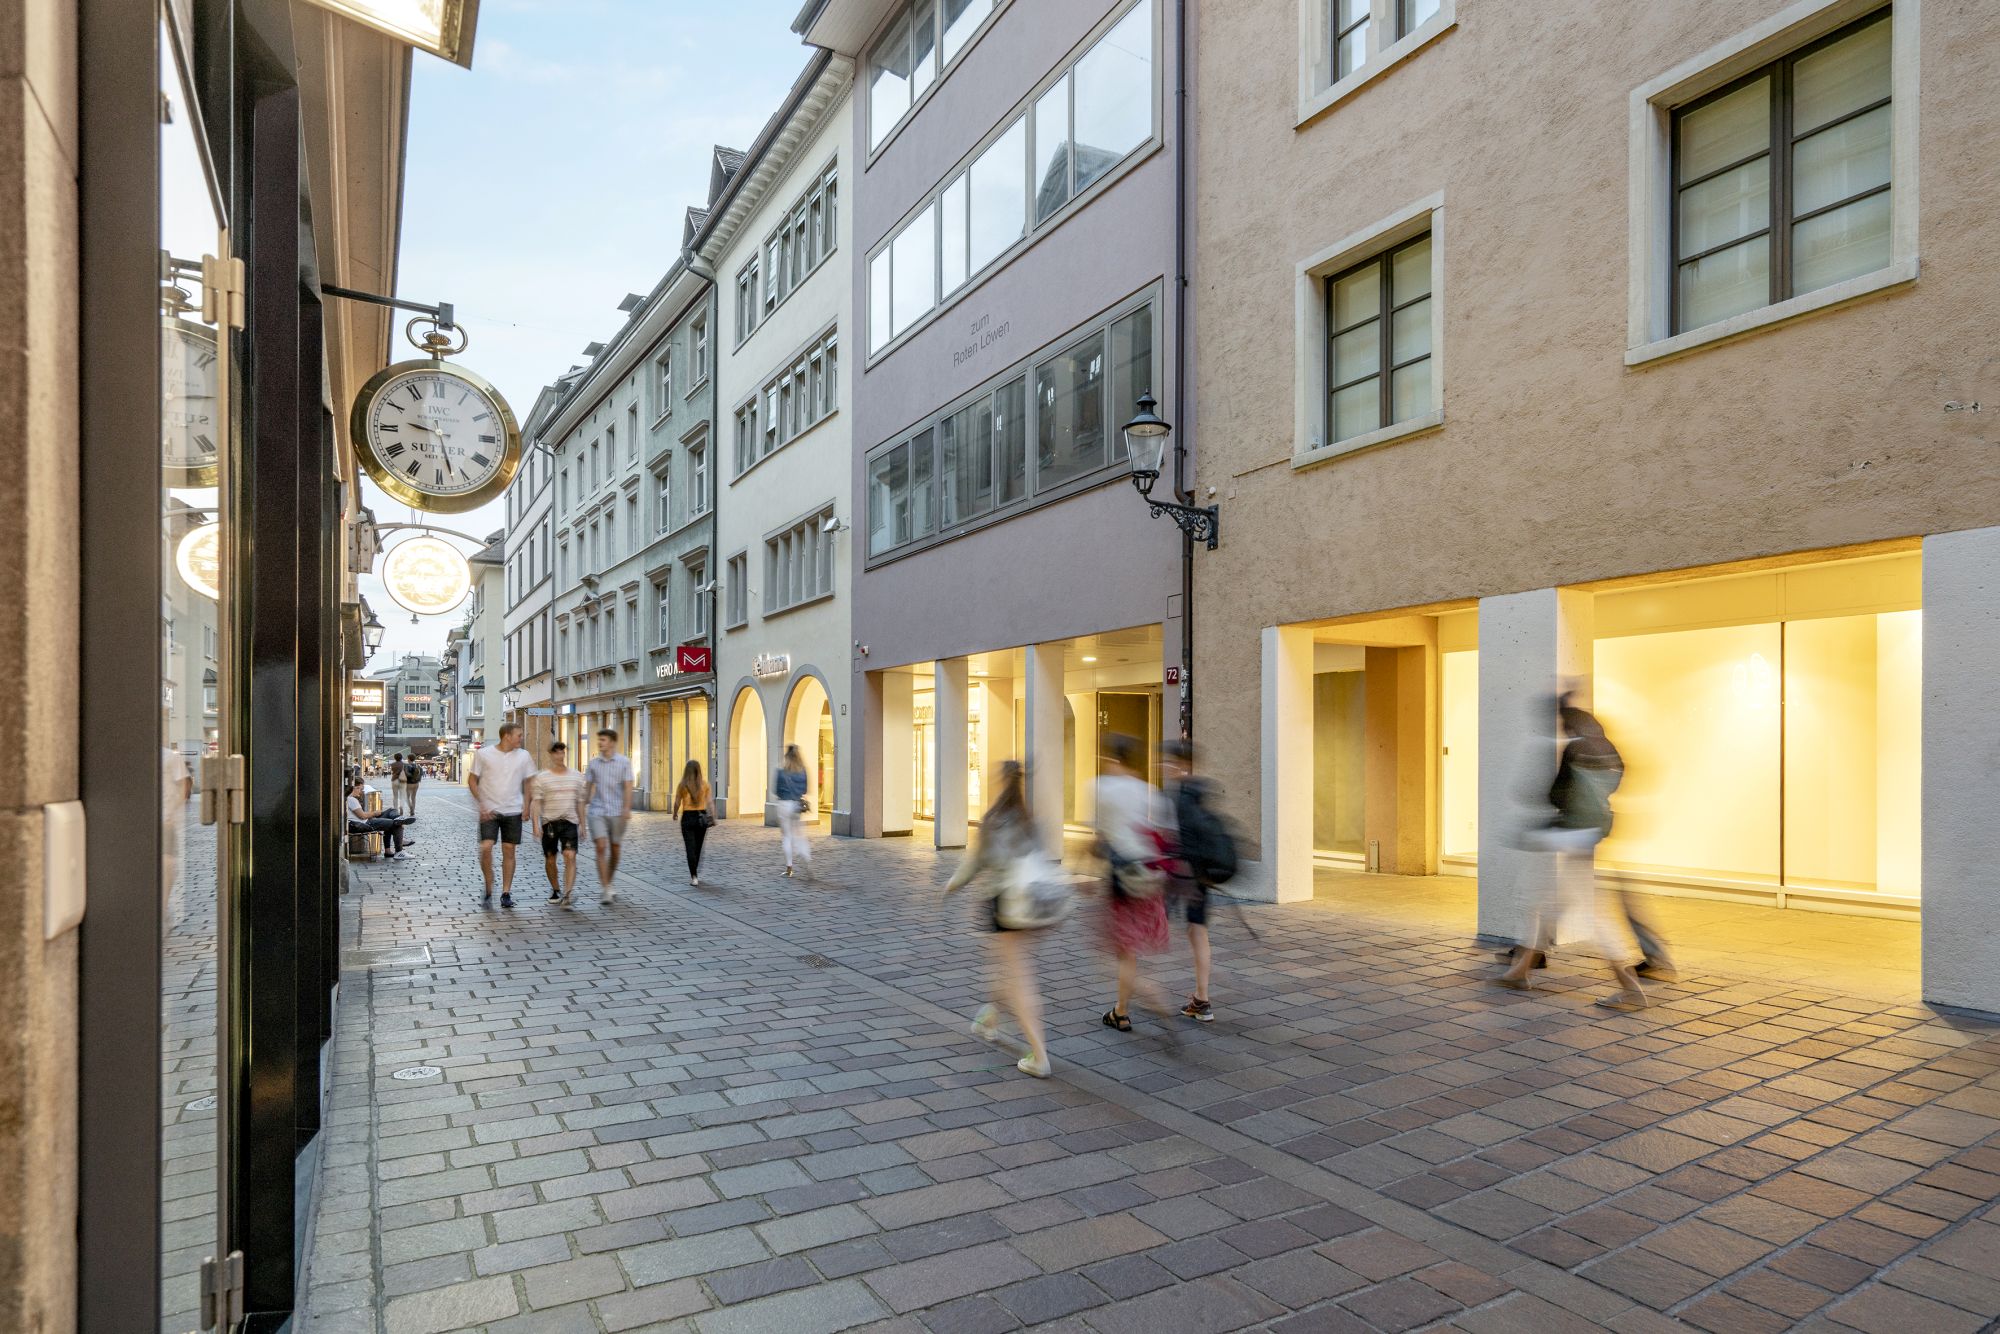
{"left": 390, "top": 851, "right": 410, "bottom": 861}
{"left": 1181, "top": 997, "right": 1215, "bottom": 1022}
{"left": 782, "top": 866, "right": 794, "bottom": 878}
{"left": 690, "top": 875, "right": 699, "bottom": 886}
{"left": 603, "top": 891, "right": 617, "bottom": 905}
{"left": 500, "top": 894, "right": 513, "bottom": 908}
{"left": 547, "top": 889, "right": 562, "bottom": 903}
{"left": 1017, "top": 1053, "right": 1051, "bottom": 1079}
{"left": 970, "top": 1005, "right": 1003, "bottom": 1044}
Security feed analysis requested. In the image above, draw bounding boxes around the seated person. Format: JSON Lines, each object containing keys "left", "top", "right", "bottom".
{"left": 346, "top": 780, "right": 413, "bottom": 859}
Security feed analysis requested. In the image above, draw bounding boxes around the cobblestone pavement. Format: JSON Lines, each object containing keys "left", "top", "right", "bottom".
{"left": 299, "top": 790, "right": 2000, "bottom": 1334}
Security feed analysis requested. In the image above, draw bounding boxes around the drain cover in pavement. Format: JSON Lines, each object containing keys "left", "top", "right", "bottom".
{"left": 183, "top": 1096, "right": 217, "bottom": 1112}
{"left": 341, "top": 944, "right": 433, "bottom": 970}
{"left": 391, "top": 1066, "right": 442, "bottom": 1081}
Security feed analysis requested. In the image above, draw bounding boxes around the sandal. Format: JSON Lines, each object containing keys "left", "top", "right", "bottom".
{"left": 1101, "top": 1010, "right": 1132, "bottom": 1032}
{"left": 1491, "top": 976, "right": 1532, "bottom": 991}
{"left": 1595, "top": 992, "right": 1648, "bottom": 1012}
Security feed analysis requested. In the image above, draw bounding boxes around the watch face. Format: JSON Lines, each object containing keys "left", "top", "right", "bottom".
{"left": 162, "top": 317, "right": 220, "bottom": 484}
{"left": 354, "top": 361, "right": 521, "bottom": 513}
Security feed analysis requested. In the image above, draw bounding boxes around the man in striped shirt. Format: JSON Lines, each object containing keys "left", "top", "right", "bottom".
{"left": 531, "top": 741, "right": 589, "bottom": 908}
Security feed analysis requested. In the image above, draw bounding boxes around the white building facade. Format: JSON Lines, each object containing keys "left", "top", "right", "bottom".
{"left": 502, "top": 387, "right": 564, "bottom": 757}
{"left": 696, "top": 54, "right": 857, "bottom": 833}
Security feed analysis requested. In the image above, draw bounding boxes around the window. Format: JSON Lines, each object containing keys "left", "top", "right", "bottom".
{"left": 692, "top": 315, "right": 709, "bottom": 386}
{"left": 688, "top": 442, "right": 709, "bottom": 512}
{"left": 736, "top": 256, "right": 760, "bottom": 340}
{"left": 870, "top": 0, "right": 1153, "bottom": 355}
{"left": 606, "top": 506, "right": 618, "bottom": 560}
{"left": 765, "top": 508, "right": 837, "bottom": 614}
{"left": 589, "top": 441, "right": 600, "bottom": 489}
{"left": 627, "top": 598, "right": 639, "bottom": 660}
{"left": 559, "top": 467, "right": 569, "bottom": 513}
{"left": 868, "top": 0, "right": 999, "bottom": 150}
{"left": 690, "top": 563, "right": 708, "bottom": 635}
{"left": 869, "top": 294, "right": 1148, "bottom": 558}
{"left": 726, "top": 552, "right": 749, "bottom": 628}
{"left": 734, "top": 400, "right": 759, "bottom": 475}
{"left": 1670, "top": 12, "right": 1892, "bottom": 335}
{"left": 605, "top": 423, "right": 617, "bottom": 472}
{"left": 558, "top": 543, "right": 569, "bottom": 586}
{"left": 1333, "top": 0, "right": 1368, "bottom": 80}
{"left": 655, "top": 579, "right": 671, "bottom": 645}
{"left": 1326, "top": 233, "right": 1432, "bottom": 445}
{"left": 734, "top": 330, "right": 839, "bottom": 475}
{"left": 657, "top": 350, "right": 673, "bottom": 415}
{"left": 654, "top": 468, "right": 671, "bottom": 533}
{"left": 628, "top": 405, "right": 639, "bottom": 461}
{"left": 203, "top": 624, "right": 218, "bottom": 659}
{"left": 626, "top": 495, "right": 639, "bottom": 553}
{"left": 1303, "top": 0, "right": 1454, "bottom": 122}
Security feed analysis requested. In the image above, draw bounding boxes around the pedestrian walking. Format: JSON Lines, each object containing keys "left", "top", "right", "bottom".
{"left": 1094, "top": 733, "right": 1177, "bottom": 1036}
{"left": 531, "top": 741, "right": 587, "bottom": 908}
{"left": 674, "top": 760, "right": 713, "bottom": 885}
{"left": 774, "top": 744, "right": 814, "bottom": 879}
{"left": 390, "top": 752, "right": 408, "bottom": 814}
{"left": 344, "top": 779, "right": 413, "bottom": 859}
{"left": 403, "top": 755, "right": 422, "bottom": 816}
{"left": 468, "top": 722, "right": 538, "bottom": 908}
{"left": 944, "top": 760, "right": 1068, "bottom": 1078}
{"left": 1164, "top": 740, "right": 1237, "bottom": 1023}
{"left": 585, "top": 729, "right": 634, "bottom": 904}
{"left": 1495, "top": 698, "right": 1655, "bottom": 1010}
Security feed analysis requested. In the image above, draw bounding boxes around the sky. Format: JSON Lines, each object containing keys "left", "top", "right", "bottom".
{"left": 357, "top": 0, "right": 811, "bottom": 670}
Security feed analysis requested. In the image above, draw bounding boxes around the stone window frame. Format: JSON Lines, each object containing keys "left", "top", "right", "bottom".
{"left": 1625, "top": 0, "right": 1919, "bottom": 367}
{"left": 1292, "top": 192, "right": 1445, "bottom": 470}
{"left": 1297, "top": 0, "right": 1456, "bottom": 128}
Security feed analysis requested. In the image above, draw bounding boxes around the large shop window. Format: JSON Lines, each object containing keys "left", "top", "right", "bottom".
{"left": 869, "top": 0, "right": 1001, "bottom": 150}
{"left": 868, "top": 0, "right": 1155, "bottom": 356}
{"left": 1671, "top": 11, "right": 1892, "bottom": 334}
{"left": 868, "top": 294, "right": 1153, "bottom": 559}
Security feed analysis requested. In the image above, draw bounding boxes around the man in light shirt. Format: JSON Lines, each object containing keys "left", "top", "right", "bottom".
{"left": 584, "top": 728, "right": 635, "bottom": 904}
{"left": 531, "top": 740, "right": 588, "bottom": 908}
{"left": 468, "top": 723, "right": 538, "bottom": 908}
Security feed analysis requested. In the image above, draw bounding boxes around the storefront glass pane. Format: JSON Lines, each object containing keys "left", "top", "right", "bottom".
{"left": 1439, "top": 650, "right": 1479, "bottom": 858}
{"left": 1313, "top": 668, "right": 1365, "bottom": 856}
{"left": 1034, "top": 331, "right": 1105, "bottom": 491}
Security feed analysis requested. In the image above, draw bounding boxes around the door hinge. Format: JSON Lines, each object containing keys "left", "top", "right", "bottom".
{"left": 198, "top": 1250, "right": 244, "bottom": 1330}
{"left": 201, "top": 252, "right": 246, "bottom": 331}
{"left": 199, "top": 754, "right": 246, "bottom": 826}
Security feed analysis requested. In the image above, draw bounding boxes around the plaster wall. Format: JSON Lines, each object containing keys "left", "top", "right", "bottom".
{"left": 1195, "top": 0, "right": 2000, "bottom": 860}
{"left": 713, "top": 90, "right": 856, "bottom": 829}
{"left": 0, "top": 0, "right": 79, "bottom": 1324}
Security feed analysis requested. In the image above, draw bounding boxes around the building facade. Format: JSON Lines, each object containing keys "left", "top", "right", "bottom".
{"left": 798, "top": 0, "right": 1185, "bottom": 850}
{"left": 539, "top": 210, "right": 723, "bottom": 808}
{"left": 1193, "top": 0, "right": 2000, "bottom": 1012}
{"left": 374, "top": 653, "right": 444, "bottom": 757}
{"left": 696, "top": 54, "right": 857, "bottom": 832}
{"left": 503, "top": 385, "right": 565, "bottom": 757}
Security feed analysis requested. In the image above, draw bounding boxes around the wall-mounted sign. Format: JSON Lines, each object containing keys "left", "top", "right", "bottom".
{"left": 1164, "top": 665, "right": 1181, "bottom": 685}
{"left": 751, "top": 653, "right": 791, "bottom": 681}
{"left": 174, "top": 520, "right": 221, "bottom": 600}
{"left": 655, "top": 662, "right": 677, "bottom": 680}
{"left": 677, "top": 645, "right": 712, "bottom": 674}
{"left": 349, "top": 680, "right": 387, "bottom": 715}
{"left": 381, "top": 535, "right": 471, "bottom": 617}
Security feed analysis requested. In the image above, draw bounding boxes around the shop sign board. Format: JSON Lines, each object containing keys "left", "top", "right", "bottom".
{"left": 677, "top": 644, "right": 712, "bottom": 674}
{"left": 349, "top": 680, "right": 387, "bottom": 715}
{"left": 751, "top": 653, "right": 791, "bottom": 681}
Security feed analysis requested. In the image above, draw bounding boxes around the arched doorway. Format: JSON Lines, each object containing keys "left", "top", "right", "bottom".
{"left": 784, "top": 674, "right": 835, "bottom": 829}
{"left": 728, "top": 686, "right": 768, "bottom": 820}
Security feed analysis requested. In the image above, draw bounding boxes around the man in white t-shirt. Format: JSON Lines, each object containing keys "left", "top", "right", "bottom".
{"left": 468, "top": 724, "right": 538, "bottom": 908}
{"left": 584, "top": 728, "right": 635, "bottom": 903}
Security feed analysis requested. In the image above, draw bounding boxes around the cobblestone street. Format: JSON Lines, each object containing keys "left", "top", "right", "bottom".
{"left": 299, "top": 791, "right": 2000, "bottom": 1334}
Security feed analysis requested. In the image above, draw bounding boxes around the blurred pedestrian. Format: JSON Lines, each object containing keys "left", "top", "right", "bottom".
{"left": 774, "top": 744, "right": 814, "bottom": 879}
{"left": 390, "top": 752, "right": 408, "bottom": 814}
{"left": 403, "top": 754, "right": 422, "bottom": 816}
{"left": 532, "top": 740, "right": 587, "bottom": 908}
{"left": 1495, "top": 699, "right": 1651, "bottom": 1010}
{"left": 675, "top": 759, "right": 713, "bottom": 886}
{"left": 1095, "top": 733, "right": 1177, "bottom": 1036}
{"left": 945, "top": 760, "right": 1067, "bottom": 1078}
{"left": 469, "top": 722, "right": 537, "bottom": 908}
{"left": 585, "top": 729, "right": 634, "bottom": 904}
{"left": 1164, "top": 740, "right": 1237, "bottom": 1023}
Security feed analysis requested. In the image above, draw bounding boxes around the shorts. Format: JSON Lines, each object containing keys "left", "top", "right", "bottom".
{"left": 1179, "top": 881, "right": 1209, "bottom": 926}
{"left": 479, "top": 813, "right": 523, "bottom": 845}
{"left": 589, "top": 812, "right": 628, "bottom": 843}
{"left": 540, "top": 819, "right": 579, "bottom": 856}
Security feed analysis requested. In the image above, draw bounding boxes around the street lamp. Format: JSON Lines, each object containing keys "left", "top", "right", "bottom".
{"left": 501, "top": 687, "right": 521, "bottom": 717}
{"left": 1121, "top": 392, "right": 1218, "bottom": 549}
{"left": 361, "top": 606, "right": 385, "bottom": 656}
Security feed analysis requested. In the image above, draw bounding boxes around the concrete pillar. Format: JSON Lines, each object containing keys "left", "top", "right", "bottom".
{"left": 880, "top": 671, "right": 913, "bottom": 835}
{"left": 1255, "top": 624, "right": 1315, "bottom": 903}
{"left": 1476, "top": 587, "right": 1593, "bottom": 942}
{"left": 1922, "top": 528, "right": 2000, "bottom": 1014}
{"left": 1364, "top": 643, "right": 1439, "bottom": 874}
{"left": 1025, "top": 642, "right": 1065, "bottom": 858}
{"left": 933, "top": 658, "right": 969, "bottom": 849}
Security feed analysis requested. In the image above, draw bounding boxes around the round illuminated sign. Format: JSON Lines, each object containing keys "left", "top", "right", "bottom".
{"left": 174, "top": 520, "right": 221, "bottom": 600}
{"left": 380, "top": 535, "right": 471, "bottom": 617}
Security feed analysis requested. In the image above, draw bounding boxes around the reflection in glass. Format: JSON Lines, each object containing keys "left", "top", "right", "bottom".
{"left": 1678, "top": 78, "right": 1769, "bottom": 180}
{"left": 1073, "top": 0, "right": 1152, "bottom": 194}
{"left": 1792, "top": 104, "right": 1889, "bottom": 216}
{"left": 869, "top": 10, "right": 913, "bottom": 148}
{"left": 1035, "top": 331, "right": 1105, "bottom": 491}
{"left": 869, "top": 249, "right": 892, "bottom": 353}
{"left": 1108, "top": 305, "right": 1152, "bottom": 463}
{"left": 1677, "top": 158, "right": 1770, "bottom": 255}
{"left": 890, "top": 202, "right": 936, "bottom": 338}
{"left": 995, "top": 376, "right": 1027, "bottom": 504}
{"left": 968, "top": 117, "right": 1026, "bottom": 272}
{"left": 868, "top": 443, "right": 908, "bottom": 555}
{"left": 1678, "top": 234, "right": 1770, "bottom": 329}
{"left": 1793, "top": 190, "right": 1891, "bottom": 296}
{"left": 909, "top": 0, "right": 937, "bottom": 102}
{"left": 1033, "top": 79, "right": 1071, "bottom": 223}
{"left": 942, "top": 0, "right": 991, "bottom": 63}
{"left": 1792, "top": 18, "right": 1890, "bottom": 135}
{"left": 940, "top": 176, "right": 969, "bottom": 294}
{"left": 909, "top": 427, "right": 936, "bottom": 541}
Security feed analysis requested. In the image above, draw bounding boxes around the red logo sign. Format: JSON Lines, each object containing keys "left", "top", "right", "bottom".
{"left": 676, "top": 645, "right": 712, "bottom": 674}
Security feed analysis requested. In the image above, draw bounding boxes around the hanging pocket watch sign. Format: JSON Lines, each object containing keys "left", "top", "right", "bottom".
{"left": 380, "top": 535, "right": 472, "bottom": 617}
{"left": 162, "top": 311, "right": 221, "bottom": 486}
{"left": 350, "top": 318, "right": 522, "bottom": 514}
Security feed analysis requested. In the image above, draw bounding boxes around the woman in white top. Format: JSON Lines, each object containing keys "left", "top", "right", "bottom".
{"left": 1094, "top": 733, "right": 1175, "bottom": 1037}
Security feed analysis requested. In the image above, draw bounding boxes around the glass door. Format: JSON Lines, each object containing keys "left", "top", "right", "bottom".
{"left": 158, "top": 8, "right": 238, "bottom": 1329}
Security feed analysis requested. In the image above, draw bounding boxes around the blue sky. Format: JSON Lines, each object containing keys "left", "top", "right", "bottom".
{"left": 362, "top": 0, "right": 811, "bottom": 666}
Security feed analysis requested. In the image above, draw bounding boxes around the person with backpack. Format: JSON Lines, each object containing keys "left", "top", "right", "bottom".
{"left": 1164, "top": 740, "right": 1236, "bottom": 1023}
{"left": 389, "top": 753, "right": 408, "bottom": 814}
{"left": 402, "top": 754, "right": 423, "bottom": 816}
{"left": 944, "top": 760, "right": 1067, "bottom": 1078}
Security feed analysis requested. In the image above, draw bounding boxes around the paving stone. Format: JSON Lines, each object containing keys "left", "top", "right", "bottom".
{"left": 690, "top": 1276, "right": 889, "bottom": 1334}
{"left": 992, "top": 1271, "right": 1108, "bottom": 1323}
{"left": 382, "top": 1275, "right": 519, "bottom": 1334}
{"left": 618, "top": 1227, "right": 771, "bottom": 1287}
{"left": 862, "top": 1241, "right": 1040, "bottom": 1314}
{"left": 522, "top": 1253, "right": 625, "bottom": 1309}
{"left": 1079, "top": 1253, "right": 1176, "bottom": 1300}
{"left": 707, "top": 1255, "right": 820, "bottom": 1305}
{"left": 1316, "top": 1229, "right": 1443, "bottom": 1282}
{"left": 1234, "top": 1248, "right": 1366, "bottom": 1307}
{"left": 1339, "top": 1275, "right": 1462, "bottom": 1332}
{"left": 1009, "top": 1213, "right": 1166, "bottom": 1271}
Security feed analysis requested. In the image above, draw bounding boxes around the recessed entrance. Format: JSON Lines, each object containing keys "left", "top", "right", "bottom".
{"left": 728, "top": 686, "right": 768, "bottom": 819}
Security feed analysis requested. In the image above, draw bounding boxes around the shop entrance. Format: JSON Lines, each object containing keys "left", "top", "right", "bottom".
{"left": 728, "top": 686, "right": 768, "bottom": 819}
{"left": 784, "top": 675, "right": 836, "bottom": 829}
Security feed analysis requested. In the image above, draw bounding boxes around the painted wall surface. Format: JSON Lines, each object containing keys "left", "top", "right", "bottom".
{"left": 848, "top": 0, "right": 1185, "bottom": 834}
{"left": 1196, "top": 0, "right": 2000, "bottom": 856}
{"left": 713, "top": 88, "right": 856, "bottom": 829}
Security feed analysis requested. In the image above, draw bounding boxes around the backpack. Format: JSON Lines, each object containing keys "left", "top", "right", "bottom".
{"left": 406, "top": 764, "right": 422, "bottom": 786}
{"left": 1177, "top": 778, "right": 1239, "bottom": 885}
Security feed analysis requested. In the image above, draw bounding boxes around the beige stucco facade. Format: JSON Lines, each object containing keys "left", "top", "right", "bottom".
{"left": 1193, "top": 0, "right": 2000, "bottom": 832}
